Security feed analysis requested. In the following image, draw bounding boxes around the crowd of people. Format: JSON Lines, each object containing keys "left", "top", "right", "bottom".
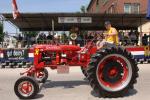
{"left": 119, "top": 30, "right": 140, "bottom": 46}
{"left": 1, "top": 30, "right": 150, "bottom": 48}
{"left": 119, "top": 31, "right": 150, "bottom": 46}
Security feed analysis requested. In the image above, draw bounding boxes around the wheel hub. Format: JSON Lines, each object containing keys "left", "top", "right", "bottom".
{"left": 34, "top": 70, "right": 46, "bottom": 81}
{"left": 18, "top": 81, "right": 34, "bottom": 96}
{"left": 36, "top": 71, "right": 44, "bottom": 78}
{"left": 102, "top": 61, "right": 123, "bottom": 84}
{"left": 109, "top": 67, "right": 118, "bottom": 77}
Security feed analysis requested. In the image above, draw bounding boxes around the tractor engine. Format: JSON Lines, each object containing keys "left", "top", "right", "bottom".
{"left": 41, "top": 51, "right": 68, "bottom": 65}
{"left": 33, "top": 44, "right": 81, "bottom": 69}
{"left": 38, "top": 50, "right": 68, "bottom": 66}
{"left": 40, "top": 51, "right": 56, "bottom": 65}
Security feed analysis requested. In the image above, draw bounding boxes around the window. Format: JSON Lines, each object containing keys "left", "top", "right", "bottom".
{"left": 124, "top": 3, "right": 140, "bottom": 14}
{"left": 96, "top": 0, "right": 100, "bottom": 12}
{"left": 96, "top": 0, "right": 99, "bottom": 5}
{"left": 101, "top": 0, "right": 109, "bottom": 5}
{"left": 132, "top": 3, "right": 140, "bottom": 14}
{"left": 124, "top": 3, "right": 131, "bottom": 13}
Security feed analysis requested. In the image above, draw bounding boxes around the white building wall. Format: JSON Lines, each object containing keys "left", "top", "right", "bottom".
{"left": 138, "top": 22, "right": 150, "bottom": 34}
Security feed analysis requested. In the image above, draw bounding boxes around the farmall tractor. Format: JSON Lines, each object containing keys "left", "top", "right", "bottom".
{"left": 14, "top": 38, "right": 139, "bottom": 99}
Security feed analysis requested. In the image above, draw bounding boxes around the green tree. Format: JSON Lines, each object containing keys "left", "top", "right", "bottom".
{"left": 0, "top": 22, "right": 4, "bottom": 42}
{"left": 80, "top": 5, "right": 86, "bottom": 13}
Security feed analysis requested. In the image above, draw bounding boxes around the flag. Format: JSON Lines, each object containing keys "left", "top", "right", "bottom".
{"left": 12, "top": 0, "right": 19, "bottom": 19}
{"left": 146, "top": 0, "right": 150, "bottom": 20}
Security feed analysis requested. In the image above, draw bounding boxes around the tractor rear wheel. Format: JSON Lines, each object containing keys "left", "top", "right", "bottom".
{"left": 14, "top": 76, "right": 39, "bottom": 99}
{"left": 81, "top": 67, "right": 88, "bottom": 77}
{"left": 87, "top": 47, "right": 139, "bottom": 97}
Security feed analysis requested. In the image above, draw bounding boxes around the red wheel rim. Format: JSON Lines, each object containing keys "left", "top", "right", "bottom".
{"left": 34, "top": 70, "right": 45, "bottom": 82}
{"left": 96, "top": 54, "right": 131, "bottom": 91}
{"left": 35, "top": 71, "right": 44, "bottom": 78}
{"left": 18, "top": 81, "right": 34, "bottom": 96}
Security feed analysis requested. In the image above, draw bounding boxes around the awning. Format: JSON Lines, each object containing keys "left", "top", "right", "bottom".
{"left": 2, "top": 13, "right": 149, "bottom": 31}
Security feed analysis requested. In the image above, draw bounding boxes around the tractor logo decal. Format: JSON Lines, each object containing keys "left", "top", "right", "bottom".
{"left": 34, "top": 49, "right": 39, "bottom": 55}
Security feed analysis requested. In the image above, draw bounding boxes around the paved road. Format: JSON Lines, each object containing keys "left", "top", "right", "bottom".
{"left": 0, "top": 64, "right": 150, "bottom": 100}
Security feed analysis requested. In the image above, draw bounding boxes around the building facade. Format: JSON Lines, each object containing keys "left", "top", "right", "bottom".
{"left": 87, "top": 0, "right": 148, "bottom": 14}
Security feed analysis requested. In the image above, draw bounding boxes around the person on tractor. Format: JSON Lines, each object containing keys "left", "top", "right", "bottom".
{"left": 97, "top": 21, "right": 119, "bottom": 49}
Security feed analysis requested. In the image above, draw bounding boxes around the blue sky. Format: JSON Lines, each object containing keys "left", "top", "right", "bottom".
{"left": 0, "top": 0, "right": 90, "bottom": 33}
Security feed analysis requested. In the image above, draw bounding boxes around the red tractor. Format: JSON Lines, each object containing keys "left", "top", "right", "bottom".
{"left": 14, "top": 39, "right": 139, "bottom": 99}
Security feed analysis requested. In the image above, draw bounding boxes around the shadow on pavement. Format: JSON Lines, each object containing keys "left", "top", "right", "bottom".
{"left": 22, "top": 94, "right": 44, "bottom": 100}
{"left": 42, "top": 80, "right": 89, "bottom": 89}
{"left": 125, "top": 89, "right": 137, "bottom": 97}
{"left": 91, "top": 89, "right": 137, "bottom": 98}
{"left": 34, "top": 94, "right": 44, "bottom": 99}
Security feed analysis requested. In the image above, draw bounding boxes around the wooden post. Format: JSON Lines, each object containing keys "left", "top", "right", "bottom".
{"left": 139, "top": 17, "right": 142, "bottom": 46}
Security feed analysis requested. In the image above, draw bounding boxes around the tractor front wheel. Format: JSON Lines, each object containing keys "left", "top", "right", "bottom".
{"left": 14, "top": 76, "right": 39, "bottom": 99}
{"left": 87, "top": 47, "right": 139, "bottom": 97}
{"left": 32, "top": 68, "right": 48, "bottom": 83}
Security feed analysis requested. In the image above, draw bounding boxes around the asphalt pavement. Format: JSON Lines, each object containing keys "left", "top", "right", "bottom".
{"left": 0, "top": 64, "right": 150, "bottom": 100}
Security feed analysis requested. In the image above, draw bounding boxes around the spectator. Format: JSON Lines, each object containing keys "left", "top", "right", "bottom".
{"left": 42, "top": 33, "right": 47, "bottom": 43}
{"left": 47, "top": 32, "right": 54, "bottom": 44}
{"left": 142, "top": 34, "right": 148, "bottom": 46}
{"left": 18, "top": 34, "right": 23, "bottom": 42}
{"left": 37, "top": 33, "right": 46, "bottom": 44}
{"left": 118, "top": 31, "right": 124, "bottom": 45}
{"left": 129, "top": 30, "right": 133, "bottom": 36}
{"left": 130, "top": 32, "right": 137, "bottom": 45}
{"left": 57, "top": 35, "right": 61, "bottom": 44}
{"left": 87, "top": 32, "right": 94, "bottom": 42}
{"left": 31, "top": 36, "right": 36, "bottom": 45}
{"left": 76, "top": 33, "right": 84, "bottom": 46}
{"left": 123, "top": 32, "right": 131, "bottom": 46}
{"left": 135, "top": 30, "right": 139, "bottom": 45}
{"left": 17, "top": 34, "right": 23, "bottom": 48}
{"left": 61, "top": 33, "right": 68, "bottom": 44}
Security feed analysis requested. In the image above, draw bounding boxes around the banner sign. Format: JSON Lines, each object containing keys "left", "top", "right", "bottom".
{"left": 3, "top": 49, "right": 28, "bottom": 60}
{"left": 58, "top": 17, "right": 92, "bottom": 23}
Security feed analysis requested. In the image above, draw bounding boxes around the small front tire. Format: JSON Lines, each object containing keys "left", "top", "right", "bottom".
{"left": 14, "top": 76, "right": 39, "bottom": 99}
{"left": 32, "top": 68, "right": 48, "bottom": 83}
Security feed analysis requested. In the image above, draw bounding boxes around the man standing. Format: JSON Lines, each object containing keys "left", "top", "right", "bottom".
{"left": 47, "top": 32, "right": 54, "bottom": 44}
{"left": 97, "top": 21, "right": 119, "bottom": 49}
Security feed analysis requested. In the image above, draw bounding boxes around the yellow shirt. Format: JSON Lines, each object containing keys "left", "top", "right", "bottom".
{"left": 106, "top": 27, "right": 119, "bottom": 45}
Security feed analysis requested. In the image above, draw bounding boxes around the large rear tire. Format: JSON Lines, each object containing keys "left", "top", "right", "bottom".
{"left": 14, "top": 76, "right": 39, "bottom": 99}
{"left": 87, "top": 47, "right": 139, "bottom": 97}
{"left": 81, "top": 67, "right": 88, "bottom": 77}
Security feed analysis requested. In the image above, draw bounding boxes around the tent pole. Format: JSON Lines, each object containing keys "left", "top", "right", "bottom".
{"left": 139, "top": 17, "right": 142, "bottom": 46}
{"left": 52, "top": 19, "right": 55, "bottom": 35}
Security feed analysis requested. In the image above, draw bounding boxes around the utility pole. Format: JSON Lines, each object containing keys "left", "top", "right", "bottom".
{"left": 0, "top": 15, "right": 4, "bottom": 47}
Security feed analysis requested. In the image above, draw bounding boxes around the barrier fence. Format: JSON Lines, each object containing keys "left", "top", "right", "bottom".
{"left": 0, "top": 38, "right": 150, "bottom": 68}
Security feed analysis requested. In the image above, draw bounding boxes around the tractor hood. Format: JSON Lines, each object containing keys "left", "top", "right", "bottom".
{"left": 33, "top": 44, "right": 81, "bottom": 52}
